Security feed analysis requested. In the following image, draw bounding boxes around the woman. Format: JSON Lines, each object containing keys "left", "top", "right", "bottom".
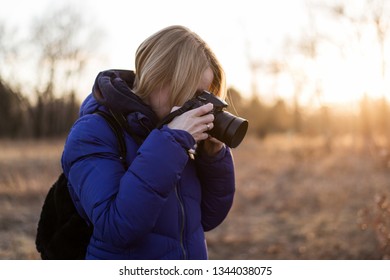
{"left": 61, "top": 25, "right": 235, "bottom": 259}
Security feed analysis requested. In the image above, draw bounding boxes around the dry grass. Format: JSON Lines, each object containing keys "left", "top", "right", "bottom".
{"left": 206, "top": 134, "right": 390, "bottom": 259}
{"left": 0, "top": 135, "right": 389, "bottom": 259}
{"left": 0, "top": 139, "right": 63, "bottom": 195}
{"left": 0, "top": 139, "right": 64, "bottom": 259}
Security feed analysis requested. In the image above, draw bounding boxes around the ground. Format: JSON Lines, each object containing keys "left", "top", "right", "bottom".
{"left": 0, "top": 135, "right": 389, "bottom": 259}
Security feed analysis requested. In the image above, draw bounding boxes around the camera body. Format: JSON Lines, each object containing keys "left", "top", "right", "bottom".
{"left": 186, "top": 90, "right": 248, "bottom": 148}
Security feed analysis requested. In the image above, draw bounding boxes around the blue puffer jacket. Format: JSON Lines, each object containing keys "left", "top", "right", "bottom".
{"left": 61, "top": 70, "right": 235, "bottom": 259}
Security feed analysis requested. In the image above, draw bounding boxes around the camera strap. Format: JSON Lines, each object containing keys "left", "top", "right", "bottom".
{"left": 156, "top": 99, "right": 196, "bottom": 129}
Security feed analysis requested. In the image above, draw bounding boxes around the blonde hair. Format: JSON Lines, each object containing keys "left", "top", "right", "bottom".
{"left": 133, "top": 25, "right": 226, "bottom": 107}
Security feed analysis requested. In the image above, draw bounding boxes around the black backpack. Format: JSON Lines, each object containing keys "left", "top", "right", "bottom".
{"left": 35, "top": 110, "right": 127, "bottom": 259}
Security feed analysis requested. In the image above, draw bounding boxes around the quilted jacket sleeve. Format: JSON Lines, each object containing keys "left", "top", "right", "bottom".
{"left": 61, "top": 115, "right": 194, "bottom": 248}
{"left": 195, "top": 146, "right": 235, "bottom": 231}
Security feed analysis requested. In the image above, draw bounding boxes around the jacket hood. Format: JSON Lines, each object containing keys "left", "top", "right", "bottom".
{"left": 80, "top": 70, "right": 159, "bottom": 135}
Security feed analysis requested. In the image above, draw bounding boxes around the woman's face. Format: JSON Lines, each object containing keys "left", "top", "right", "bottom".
{"left": 148, "top": 67, "right": 214, "bottom": 120}
{"left": 198, "top": 67, "right": 214, "bottom": 94}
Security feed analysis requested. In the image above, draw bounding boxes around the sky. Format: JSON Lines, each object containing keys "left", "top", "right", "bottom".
{"left": 0, "top": 0, "right": 388, "bottom": 107}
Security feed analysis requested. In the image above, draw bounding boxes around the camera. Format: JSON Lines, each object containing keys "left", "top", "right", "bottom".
{"left": 184, "top": 90, "right": 248, "bottom": 148}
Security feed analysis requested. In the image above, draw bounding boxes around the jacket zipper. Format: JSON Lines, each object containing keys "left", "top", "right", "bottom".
{"left": 175, "top": 186, "right": 187, "bottom": 259}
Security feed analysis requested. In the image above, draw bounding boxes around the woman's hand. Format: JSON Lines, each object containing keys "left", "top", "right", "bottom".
{"left": 168, "top": 103, "right": 214, "bottom": 143}
{"left": 202, "top": 136, "right": 225, "bottom": 156}
{"left": 167, "top": 103, "right": 225, "bottom": 156}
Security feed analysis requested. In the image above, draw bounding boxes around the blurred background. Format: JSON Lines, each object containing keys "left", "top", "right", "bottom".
{"left": 1, "top": 0, "right": 390, "bottom": 259}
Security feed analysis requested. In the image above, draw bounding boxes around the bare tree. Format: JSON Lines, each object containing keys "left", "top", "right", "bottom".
{"left": 31, "top": 5, "right": 98, "bottom": 97}
{"left": 0, "top": 21, "right": 30, "bottom": 137}
{"left": 243, "top": 38, "right": 263, "bottom": 99}
{"left": 325, "top": 0, "right": 390, "bottom": 144}
{"left": 29, "top": 5, "right": 101, "bottom": 137}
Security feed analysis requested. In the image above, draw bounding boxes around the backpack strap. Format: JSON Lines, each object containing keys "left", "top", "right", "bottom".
{"left": 107, "top": 109, "right": 144, "bottom": 146}
{"left": 94, "top": 110, "right": 128, "bottom": 169}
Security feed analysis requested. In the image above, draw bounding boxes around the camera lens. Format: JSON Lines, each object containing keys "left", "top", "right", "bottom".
{"left": 210, "top": 111, "right": 248, "bottom": 148}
